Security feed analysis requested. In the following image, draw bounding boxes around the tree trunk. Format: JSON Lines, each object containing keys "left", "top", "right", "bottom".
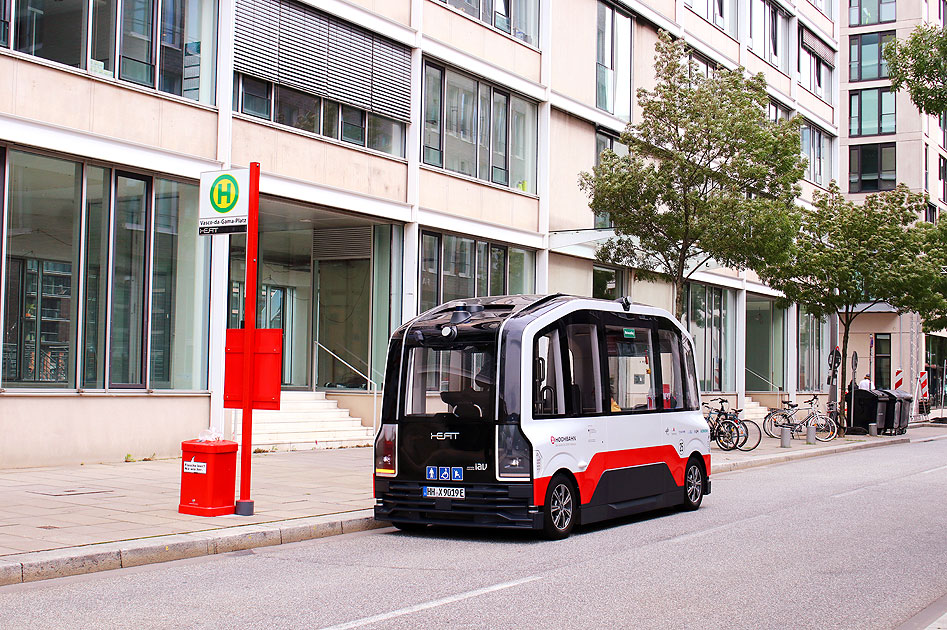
{"left": 839, "top": 316, "right": 851, "bottom": 436}
{"left": 674, "top": 279, "right": 687, "bottom": 322}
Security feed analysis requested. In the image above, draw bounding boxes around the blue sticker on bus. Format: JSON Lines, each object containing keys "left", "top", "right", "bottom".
{"left": 439, "top": 467, "right": 450, "bottom": 481}
{"left": 426, "top": 466, "right": 437, "bottom": 480}
{"left": 451, "top": 467, "right": 463, "bottom": 481}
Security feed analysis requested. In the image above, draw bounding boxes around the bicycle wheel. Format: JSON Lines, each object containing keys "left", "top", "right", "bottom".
{"left": 763, "top": 411, "right": 787, "bottom": 438}
{"left": 736, "top": 419, "right": 762, "bottom": 451}
{"left": 813, "top": 413, "right": 837, "bottom": 442}
{"left": 715, "top": 419, "right": 740, "bottom": 451}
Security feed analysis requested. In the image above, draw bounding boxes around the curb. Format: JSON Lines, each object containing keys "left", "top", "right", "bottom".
{"left": 0, "top": 510, "right": 384, "bottom": 587}
{"left": 710, "top": 435, "right": 910, "bottom": 474}
{"left": 0, "top": 434, "right": 926, "bottom": 586}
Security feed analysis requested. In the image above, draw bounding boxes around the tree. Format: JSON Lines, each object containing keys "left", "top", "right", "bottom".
{"left": 578, "top": 30, "right": 806, "bottom": 319}
{"left": 757, "top": 183, "right": 932, "bottom": 428}
{"left": 885, "top": 25, "right": 947, "bottom": 117}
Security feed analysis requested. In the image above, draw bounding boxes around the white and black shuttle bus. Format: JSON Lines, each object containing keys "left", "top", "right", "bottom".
{"left": 373, "top": 295, "right": 711, "bottom": 539}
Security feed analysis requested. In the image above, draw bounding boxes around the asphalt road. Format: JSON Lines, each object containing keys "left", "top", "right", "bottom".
{"left": 2, "top": 438, "right": 946, "bottom": 630}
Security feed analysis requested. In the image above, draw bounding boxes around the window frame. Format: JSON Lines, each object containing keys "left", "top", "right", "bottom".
{"left": 849, "top": 142, "right": 897, "bottom": 193}
{"left": 849, "top": 87, "right": 896, "bottom": 137}
{"left": 849, "top": 31, "right": 895, "bottom": 82}
{"left": 595, "top": 1, "right": 633, "bottom": 120}
{"left": 439, "top": 0, "right": 540, "bottom": 48}
{"left": 848, "top": 0, "right": 896, "bottom": 26}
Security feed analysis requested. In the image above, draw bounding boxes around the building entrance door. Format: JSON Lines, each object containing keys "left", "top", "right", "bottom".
{"left": 314, "top": 258, "right": 371, "bottom": 389}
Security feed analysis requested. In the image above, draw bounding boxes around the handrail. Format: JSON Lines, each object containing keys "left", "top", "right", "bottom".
{"left": 315, "top": 341, "right": 380, "bottom": 435}
{"left": 745, "top": 367, "right": 783, "bottom": 393}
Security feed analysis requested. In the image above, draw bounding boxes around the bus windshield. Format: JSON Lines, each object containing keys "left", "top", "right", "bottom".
{"left": 402, "top": 342, "right": 497, "bottom": 420}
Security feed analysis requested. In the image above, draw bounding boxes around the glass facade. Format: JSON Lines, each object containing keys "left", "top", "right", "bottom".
{"left": 686, "top": 282, "right": 735, "bottom": 392}
{"left": 850, "top": 88, "right": 895, "bottom": 137}
{"left": 0, "top": 150, "right": 210, "bottom": 390}
{"left": 798, "top": 307, "right": 829, "bottom": 392}
{"left": 441, "top": 0, "right": 539, "bottom": 47}
{"left": 926, "top": 335, "right": 947, "bottom": 409}
{"left": 419, "top": 231, "right": 535, "bottom": 311}
{"left": 423, "top": 61, "right": 538, "bottom": 193}
{"left": 595, "top": 1, "right": 632, "bottom": 121}
{"left": 745, "top": 295, "right": 785, "bottom": 392}
{"left": 849, "top": 143, "right": 896, "bottom": 192}
{"left": 849, "top": 32, "right": 895, "bottom": 82}
{"left": 8, "top": 0, "right": 217, "bottom": 103}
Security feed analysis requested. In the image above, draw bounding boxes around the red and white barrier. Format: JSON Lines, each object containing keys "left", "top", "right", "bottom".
{"left": 895, "top": 369, "right": 903, "bottom": 390}
{"left": 920, "top": 371, "right": 929, "bottom": 399}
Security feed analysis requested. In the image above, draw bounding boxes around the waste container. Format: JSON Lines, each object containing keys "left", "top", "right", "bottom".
{"left": 847, "top": 388, "right": 889, "bottom": 433}
{"left": 877, "top": 390, "right": 899, "bottom": 434}
{"left": 179, "top": 439, "right": 238, "bottom": 516}
{"left": 879, "top": 390, "right": 912, "bottom": 435}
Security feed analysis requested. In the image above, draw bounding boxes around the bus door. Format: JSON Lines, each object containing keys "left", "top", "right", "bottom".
{"left": 601, "top": 313, "right": 673, "bottom": 504}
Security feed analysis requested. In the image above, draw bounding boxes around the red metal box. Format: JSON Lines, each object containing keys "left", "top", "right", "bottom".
{"left": 223, "top": 328, "right": 282, "bottom": 410}
{"left": 178, "top": 439, "right": 239, "bottom": 516}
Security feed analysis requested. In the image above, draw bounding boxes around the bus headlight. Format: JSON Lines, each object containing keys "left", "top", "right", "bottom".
{"left": 374, "top": 424, "right": 397, "bottom": 476}
{"left": 497, "top": 424, "right": 530, "bottom": 479}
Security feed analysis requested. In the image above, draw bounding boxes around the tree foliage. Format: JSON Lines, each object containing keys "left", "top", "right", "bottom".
{"left": 757, "top": 183, "right": 935, "bottom": 424}
{"left": 885, "top": 25, "right": 947, "bottom": 116}
{"left": 579, "top": 30, "right": 806, "bottom": 318}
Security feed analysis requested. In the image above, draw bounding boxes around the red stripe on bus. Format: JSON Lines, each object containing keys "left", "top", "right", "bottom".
{"left": 533, "top": 445, "right": 707, "bottom": 505}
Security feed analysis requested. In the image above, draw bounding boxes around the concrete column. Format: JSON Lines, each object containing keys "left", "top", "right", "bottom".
{"left": 208, "top": 237, "right": 231, "bottom": 436}
{"left": 535, "top": 1, "right": 552, "bottom": 294}
{"left": 786, "top": 303, "right": 798, "bottom": 403}
{"left": 735, "top": 276, "right": 747, "bottom": 411}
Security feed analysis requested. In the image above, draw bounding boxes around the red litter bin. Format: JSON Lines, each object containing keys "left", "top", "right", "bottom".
{"left": 179, "top": 439, "right": 238, "bottom": 516}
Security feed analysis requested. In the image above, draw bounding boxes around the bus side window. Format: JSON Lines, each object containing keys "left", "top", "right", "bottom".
{"left": 604, "top": 325, "right": 655, "bottom": 412}
{"left": 658, "top": 328, "right": 685, "bottom": 411}
{"left": 565, "top": 323, "right": 603, "bottom": 415}
{"left": 681, "top": 335, "right": 700, "bottom": 410}
{"left": 533, "top": 329, "right": 564, "bottom": 416}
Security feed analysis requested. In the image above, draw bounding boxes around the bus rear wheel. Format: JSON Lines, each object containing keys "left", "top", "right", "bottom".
{"left": 543, "top": 474, "right": 577, "bottom": 540}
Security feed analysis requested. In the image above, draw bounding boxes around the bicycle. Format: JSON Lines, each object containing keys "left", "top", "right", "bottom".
{"left": 764, "top": 396, "right": 837, "bottom": 442}
{"left": 702, "top": 401, "right": 742, "bottom": 451}
{"left": 705, "top": 398, "right": 761, "bottom": 451}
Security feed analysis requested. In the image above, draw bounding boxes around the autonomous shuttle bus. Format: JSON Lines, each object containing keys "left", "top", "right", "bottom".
{"left": 373, "top": 295, "right": 711, "bottom": 539}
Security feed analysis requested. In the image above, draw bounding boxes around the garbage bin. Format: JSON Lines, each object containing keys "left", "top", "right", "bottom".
{"left": 918, "top": 398, "right": 932, "bottom": 415}
{"left": 179, "top": 439, "right": 238, "bottom": 516}
{"left": 847, "top": 388, "right": 888, "bottom": 433}
{"left": 878, "top": 390, "right": 899, "bottom": 434}
{"left": 887, "top": 389, "right": 913, "bottom": 434}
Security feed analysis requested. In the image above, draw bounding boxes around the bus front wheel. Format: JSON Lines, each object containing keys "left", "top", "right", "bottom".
{"left": 681, "top": 458, "right": 705, "bottom": 511}
{"left": 543, "top": 474, "right": 577, "bottom": 540}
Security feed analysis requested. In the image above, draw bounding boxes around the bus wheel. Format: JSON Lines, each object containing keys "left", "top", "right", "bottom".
{"left": 543, "top": 474, "right": 577, "bottom": 540}
{"left": 681, "top": 458, "right": 704, "bottom": 511}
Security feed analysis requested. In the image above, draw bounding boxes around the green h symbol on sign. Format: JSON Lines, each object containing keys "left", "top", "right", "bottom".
{"left": 210, "top": 174, "right": 240, "bottom": 213}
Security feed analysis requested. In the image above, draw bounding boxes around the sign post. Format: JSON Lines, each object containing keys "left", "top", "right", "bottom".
{"left": 235, "top": 162, "right": 261, "bottom": 516}
{"left": 199, "top": 163, "right": 277, "bottom": 517}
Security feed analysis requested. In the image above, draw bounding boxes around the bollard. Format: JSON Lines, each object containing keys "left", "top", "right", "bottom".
{"left": 868, "top": 422, "right": 878, "bottom": 437}
{"left": 780, "top": 426, "right": 791, "bottom": 448}
{"left": 806, "top": 424, "right": 816, "bottom": 444}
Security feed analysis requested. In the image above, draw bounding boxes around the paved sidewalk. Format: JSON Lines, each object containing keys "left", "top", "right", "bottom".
{"left": 0, "top": 424, "right": 944, "bottom": 585}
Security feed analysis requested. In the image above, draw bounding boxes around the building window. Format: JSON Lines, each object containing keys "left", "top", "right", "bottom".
{"left": 849, "top": 32, "right": 895, "bottom": 82}
{"left": 941, "top": 156, "right": 947, "bottom": 201}
{"left": 750, "top": 0, "right": 790, "bottom": 72}
{"left": 850, "top": 88, "right": 896, "bottom": 136}
{"left": 685, "top": 283, "right": 735, "bottom": 392}
{"left": 799, "top": 35, "right": 834, "bottom": 104}
{"left": 685, "top": 0, "right": 738, "bottom": 37}
{"left": 926, "top": 203, "right": 938, "bottom": 224}
{"left": 689, "top": 51, "right": 715, "bottom": 79}
{"left": 593, "top": 266, "right": 621, "bottom": 300}
{"left": 596, "top": 2, "right": 632, "bottom": 121}
{"left": 849, "top": 143, "right": 896, "bottom": 192}
{"left": 593, "top": 132, "right": 628, "bottom": 228}
{"left": 940, "top": 112, "right": 947, "bottom": 148}
{"left": 874, "top": 333, "right": 891, "bottom": 389}
{"left": 234, "top": 74, "right": 406, "bottom": 159}
{"left": 419, "top": 232, "right": 535, "bottom": 311}
{"left": 1, "top": 151, "right": 210, "bottom": 390}
{"left": 441, "top": 0, "right": 539, "bottom": 46}
{"left": 768, "top": 100, "right": 791, "bottom": 122}
{"left": 812, "top": 0, "right": 833, "bottom": 17}
{"left": 9, "top": 0, "right": 216, "bottom": 103}
{"left": 849, "top": 0, "right": 896, "bottom": 26}
{"left": 801, "top": 122, "right": 833, "bottom": 187}
{"left": 798, "top": 307, "right": 829, "bottom": 392}
{"left": 423, "top": 62, "right": 538, "bottom": 193}
{"left": 926, "top": 145, "right": 930, "bottom": 192}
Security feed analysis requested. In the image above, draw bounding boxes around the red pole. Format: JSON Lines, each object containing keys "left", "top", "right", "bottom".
{"left": 235, "top": 162, "right": 260, "bottom": 516}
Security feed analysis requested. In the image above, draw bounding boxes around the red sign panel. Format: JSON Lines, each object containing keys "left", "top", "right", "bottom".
{"left": 224, "top": 328, "right": 283, "bottom": 410}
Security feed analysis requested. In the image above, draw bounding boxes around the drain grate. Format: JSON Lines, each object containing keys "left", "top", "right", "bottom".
{"left": 27, "top": 488, "right": 114, "bottom": 497}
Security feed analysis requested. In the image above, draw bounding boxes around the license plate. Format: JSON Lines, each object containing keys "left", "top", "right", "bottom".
{"left": 423, "top": 486, "right": 465, "bottom": 499}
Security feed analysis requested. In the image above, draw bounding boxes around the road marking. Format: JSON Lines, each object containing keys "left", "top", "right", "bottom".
{"left": 831, "top": 487, "right": 867, "bottom": 498}
{"left": 665, "top": 513, "right": 768, "bottom": 543}
{"left": 318, "top": 575, "right": 542, "bottom": 630}
{"left": 921, "top": 464, "right": 947, "bottom": 475}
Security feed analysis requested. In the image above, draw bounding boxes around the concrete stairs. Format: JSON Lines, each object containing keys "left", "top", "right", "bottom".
{"left": 233, "top": 391, "right": 374, "bottom": 451}
{"left": 741, "top": 398, "right": 769, "bottom": 423}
